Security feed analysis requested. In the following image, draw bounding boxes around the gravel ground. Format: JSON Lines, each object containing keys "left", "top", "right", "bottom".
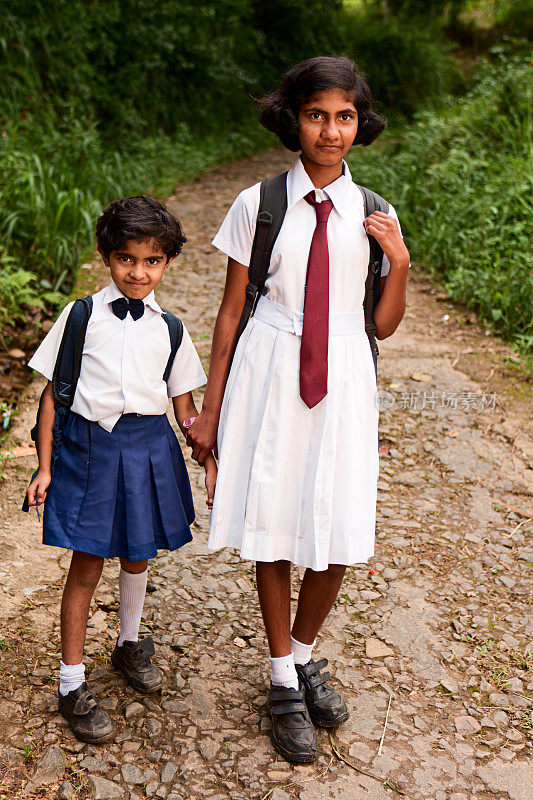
{"left": 0, "top": 148, "right": 531, "bottom": 800}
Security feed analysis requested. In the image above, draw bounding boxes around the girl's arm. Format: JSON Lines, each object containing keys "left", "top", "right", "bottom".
{"left": 364, "top": 211, "right": 410, "bottom": 340}
{"left": 186, "top": 258, "right": 249, "bottom": 465}
{"left": 172, "top": 391, "right": 218, "bottom": 508}
{"left": 26, "top": 381, "right": 55, "bottom": 506}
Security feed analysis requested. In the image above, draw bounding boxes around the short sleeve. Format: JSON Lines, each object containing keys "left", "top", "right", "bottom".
{"left": 166, "top": 323, "right": 207, "bottom": 398}
{"left": 381, "top": 204, "right": 410, "bottom": 277}
{"left": 27, "top": 301, "right": 75, "bottom": 381}
{"left": 211, "top": 184, "right": 260, "bottom": 266}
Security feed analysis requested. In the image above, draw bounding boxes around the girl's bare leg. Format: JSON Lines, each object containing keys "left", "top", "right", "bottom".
{"left": 61, "top": 551, "right": 104, "bottom": 664}
{"left": 291, "top": 564, "right": 346, "bottom": 645}
{"left": 255, "top": 560, "right": 292, "bottom": 656}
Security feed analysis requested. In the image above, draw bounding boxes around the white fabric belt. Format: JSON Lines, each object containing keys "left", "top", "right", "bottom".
{"left": 254, "top": 296, "right": 365, "bottom": 337}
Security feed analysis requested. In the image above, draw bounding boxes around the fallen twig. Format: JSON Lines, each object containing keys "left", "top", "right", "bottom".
{"left": 378, "top": 693, "right": 393, "bottom": 756}
{"left": 328, "top": 730, "right": 409, "bottom": 796}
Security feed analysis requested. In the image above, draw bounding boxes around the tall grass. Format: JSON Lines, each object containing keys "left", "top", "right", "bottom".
{"left": 349, "top": 53, "right": 533, "bottom": 353}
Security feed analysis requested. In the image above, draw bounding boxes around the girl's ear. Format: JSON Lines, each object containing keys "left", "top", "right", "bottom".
{"left": 164, "top": 256, "right": 176, "bottom": 271}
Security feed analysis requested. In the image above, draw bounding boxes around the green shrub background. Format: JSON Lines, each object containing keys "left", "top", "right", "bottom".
{"left": 0, "top": 0, "right": 531, "bottom": 353}
{"left": 349, "top": 54, "right": 532, "bottom": 352}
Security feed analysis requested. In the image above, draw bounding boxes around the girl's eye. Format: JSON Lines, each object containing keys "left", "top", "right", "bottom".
{"left": 147, "top": 258, "right": 160, "bottom": 265}
{"left": 119, "top": 256, "right": 132, "bottom": 262}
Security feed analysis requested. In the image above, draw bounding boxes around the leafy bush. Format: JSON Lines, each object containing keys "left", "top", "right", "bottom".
{"left": 339, "top": 10, "right": 463, "bottom": 119}
{"left": 348, "top": 54, "right": 533, "bottom": 352}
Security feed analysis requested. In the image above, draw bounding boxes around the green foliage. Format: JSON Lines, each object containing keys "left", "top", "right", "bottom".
{"left": 339, "top": 10, "right": 463, "bottom": 119}
{"left": 349, "top": 54, "right": 533, "bottom": 352}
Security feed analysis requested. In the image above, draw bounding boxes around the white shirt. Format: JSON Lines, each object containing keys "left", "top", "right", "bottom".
{"left": 29, "top": 282, "right": 206, "bottom": 432}
{"left": 212, "top": 157, "right": 406, "bottom": 317}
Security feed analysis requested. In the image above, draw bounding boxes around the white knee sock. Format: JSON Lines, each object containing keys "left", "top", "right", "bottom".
{"left": 59, "top": 661, "right": 85, "bottom": 696}
{"left": 270, "top": 653, "right": 299, "bottom": 690}
{"left": 118, "top": 568, "right": 148, "bottom": 647}
{"left": 291, "top": 635, "right": 316, "bottom": 666}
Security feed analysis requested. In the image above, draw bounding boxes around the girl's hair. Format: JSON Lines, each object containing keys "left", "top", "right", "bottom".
{"left": 259, "top": 56, "right": 386, "bottom": 151}
{"left": 96, "top": 195, "right": 187, "bottom": 260}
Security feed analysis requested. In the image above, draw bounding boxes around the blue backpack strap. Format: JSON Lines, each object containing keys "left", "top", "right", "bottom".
{"left": 51, "top": 296, "right": 93, "bottom": 407}
{"left": 357, "top": 185, "right": 389, "bottom": 375}
{"left": 161, "top": 310, "right": 183, "bottom": 382}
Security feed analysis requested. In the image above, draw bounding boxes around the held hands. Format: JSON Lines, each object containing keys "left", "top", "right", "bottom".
{"left": 186, "top": 411, "right": 218, "bottom": 465}
{"left": 26, "top": 469, "right": 52, "bottom": 507}
{"left": 363, "top": 211, "right": 410, "bottom": 269}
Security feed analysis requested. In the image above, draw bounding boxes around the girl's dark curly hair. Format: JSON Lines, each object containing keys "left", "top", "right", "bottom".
{"left": 259, "top": 56, "right": 386, "bottom": 151}
{"left": 96, "top": 196, "right": 186, "bottom": 261}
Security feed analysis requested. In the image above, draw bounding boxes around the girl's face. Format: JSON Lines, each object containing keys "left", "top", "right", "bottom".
{"left": 100, "top": 238, "right": 172, "bottom": 299}
{"left": 297, "top": 88, "right": 358, "bottom": 169}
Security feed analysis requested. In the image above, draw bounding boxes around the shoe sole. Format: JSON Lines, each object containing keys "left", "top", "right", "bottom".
{"left": 308, "top": 708, "right": 350, "bottom": 728}
{"left": 110, "top": 653, "right": 163, "bottom": 693}
{"left": 270, "top": 728, "right": 318, "bottom": 764}
{"left": 59, "top": 711, "right": 115, "bottom": 744}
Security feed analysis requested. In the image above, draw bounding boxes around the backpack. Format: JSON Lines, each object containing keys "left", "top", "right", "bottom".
{"left": 236, "top": 171, "right": 389, "bottom": 374}
{"left": 22, "top": 296, "right": 183, "bottom": 512}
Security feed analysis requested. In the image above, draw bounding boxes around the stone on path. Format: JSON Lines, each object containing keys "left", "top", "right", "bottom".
{"left": 365, "top": 638, "right": 394, "bottom": 658}
{"left": 25, "top": 745, "right": 65, "bottom": 789}
{"left": 477, "top": 758, "right": 533, "bottom": 800}
{"left": 88, "top": 774, "right": 125, "bottom": 799}
{"left": 454, "top": 716, "right": 481, "bottom": 734}
{"left": 121, "top": 763, "right": 144, "bottom": 784}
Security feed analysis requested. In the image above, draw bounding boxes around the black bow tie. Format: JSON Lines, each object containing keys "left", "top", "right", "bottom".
{"left": 111, "top": 297, "right": 145, "bottom": 321}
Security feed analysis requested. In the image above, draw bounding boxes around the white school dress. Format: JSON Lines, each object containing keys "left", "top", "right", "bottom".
{"left": 208, "top": 157, "right": 402, "bottom": 571}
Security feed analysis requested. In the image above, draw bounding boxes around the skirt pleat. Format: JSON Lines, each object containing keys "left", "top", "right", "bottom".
{"left": 43, "top": 412, "right": 194, "bottom": 560}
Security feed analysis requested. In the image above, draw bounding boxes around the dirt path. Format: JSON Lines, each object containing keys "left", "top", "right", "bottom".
{"left": 0, "top": 148, "right": 531, "bottom": 800}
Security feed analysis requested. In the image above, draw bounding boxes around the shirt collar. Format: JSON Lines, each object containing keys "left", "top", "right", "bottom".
{"left": 286, "top": 157, "right": 353, "bottom": 217}
{"left": 103, "top": 281, "right": 163, "bottom": 314}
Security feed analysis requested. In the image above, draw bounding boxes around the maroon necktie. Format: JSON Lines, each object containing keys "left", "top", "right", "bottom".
{"left": 300, "top": 191, "right": 333, "bottom": 408}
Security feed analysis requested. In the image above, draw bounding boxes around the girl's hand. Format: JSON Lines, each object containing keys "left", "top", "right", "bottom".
{"left": 204, "top": 455, "right": 217, "bottom": 509}
{"left": 363, "top": 211, "right": 410, "bottom": 268}
{"left": 26, "top": 469, "right": 52, "bottom": 507}
{"left": 186, "top": 410, "right": 218, "bottom": 465}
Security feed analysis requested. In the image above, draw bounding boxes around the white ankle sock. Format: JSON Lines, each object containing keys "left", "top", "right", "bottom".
{"left": 118, "top": 568, "right": 148, "bottom": 647}
{"left": 291, "top": 635, "right": 316, "bottom": 666}
{"left": 270, "top": 653, "right": 299, "bottom": 690}
{"left": 59, "top": 661, "right": 85, "bottom": 696}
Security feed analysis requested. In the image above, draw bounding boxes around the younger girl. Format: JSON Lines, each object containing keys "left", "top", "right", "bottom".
{"left": 188, "top": 57, "right": 409, "bottom": 763}
{"left": 26, "top": 196, "right": 216, "bottom": 743}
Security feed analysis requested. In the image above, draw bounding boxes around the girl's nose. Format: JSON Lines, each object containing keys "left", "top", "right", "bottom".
{"left": 129, "top": 262, "right": 145, "bottom": 278}
{"left": 321, "top": 120, "right": 340, "bottom": 140}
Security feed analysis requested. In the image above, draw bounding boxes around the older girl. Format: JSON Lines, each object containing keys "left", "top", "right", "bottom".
{"left": 189, "top": 56, "right": 409, "bottom": 763}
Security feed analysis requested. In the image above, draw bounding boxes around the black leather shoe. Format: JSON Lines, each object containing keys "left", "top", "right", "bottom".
{"left": 296, "top": 658, "right": 349, "bottom": 728}
{"left": 58, "top": 682, "right": 115, "bottom": 743}
{"left": 111, "top": 637, "right": 163, "bottom": 693}
{"left": 267, "top": 684, "right": 318, "bottom": 764}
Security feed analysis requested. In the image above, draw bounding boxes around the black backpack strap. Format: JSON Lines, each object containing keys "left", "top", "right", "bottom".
{"left": 357, "top": 186, "right": 389, "bottom": 375}
{"left": 237, "top": 171, "right": 289, "bottom": 339}
{"left": 51, "top": 296, "right": 93, "bottom": 407}
{"left": 161, "top": 310, "right": 183, "bottom": 382}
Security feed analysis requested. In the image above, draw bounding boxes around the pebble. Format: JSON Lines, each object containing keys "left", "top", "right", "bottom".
{"left": 121, "top": 763, "right": 144, "bottom": 784}
{"left": 88, "top": 775, "right": 125, "bottom": 799}
{"left": 58, "top": 781, "right": 76, "bottom": 799}
{"left": 26, "top": 745, "right": 65, "bottom": 788}
{"left": 160, "top": 762, "right": 179, "bottom": 783}
{"left": 454, "top": 716, "right": 481, "bottom": 734}
{"left": 365, "top": 638, "right": 394, "bottom": 658}
{"left": 124, "top": 701, "right": 145, "bottom": 720}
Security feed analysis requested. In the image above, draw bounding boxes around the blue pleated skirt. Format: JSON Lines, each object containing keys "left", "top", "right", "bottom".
{"left": 43, "top": 412, "right": 194, "bottom": 560}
